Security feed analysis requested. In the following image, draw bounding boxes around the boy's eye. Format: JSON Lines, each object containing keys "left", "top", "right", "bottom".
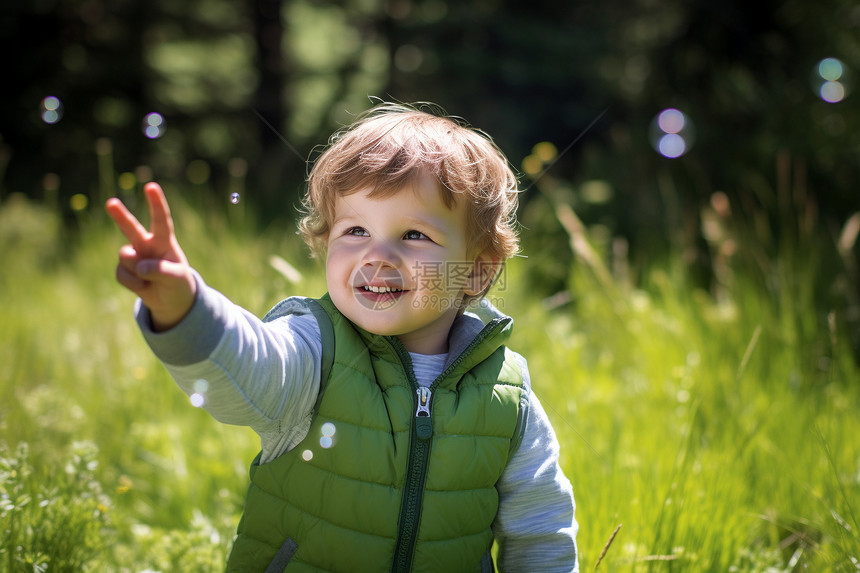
{"left": 403, "top": 230, "right": 429, "bottom": 241}
{"left": 346, "top": 226, "right": 369, "bottom": 237}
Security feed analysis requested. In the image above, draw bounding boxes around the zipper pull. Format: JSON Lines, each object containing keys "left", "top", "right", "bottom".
{"left": 415, "top": 386, "right": 433, "bottom": 440}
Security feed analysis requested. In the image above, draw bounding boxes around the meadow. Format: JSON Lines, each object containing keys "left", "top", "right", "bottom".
{"left": 1, "top": 176, "right": 858, "bottom": 572}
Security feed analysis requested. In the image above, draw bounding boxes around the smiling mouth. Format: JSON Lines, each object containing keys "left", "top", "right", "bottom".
{"left": 355, "top": 284, "right": 407, "bottom": 309}
{"left": 361, "top": 285, "right": 405, "bottom": 294}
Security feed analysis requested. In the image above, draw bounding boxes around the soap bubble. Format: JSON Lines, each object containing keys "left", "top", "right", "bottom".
{"left": 230, "top": 192, "right": 240, "bottom": 204}
{"left": 658, "top": 133, "right": 687, "bottom": 158}
{"left": 302, "top": 450, "right": 314, "bottom": 461}
{"left": 142, "top": 112, "right": 166, "bottom": 139}
{"left": 320, "top": 422, "right": 336, "bottom": 449}
{"left": 190, "top": 380, "right": 209, "bottom": 407}
{"left": 812, "top": 58, "right": 850, "bottom": 103}
{"left": 656, "top": 108, "right": 685, "bottom": 134}
{"left": 819, "top": 58, "right": 844, "bottom": 82}
{"left": 649, "top": 108, "right": 695, "bottom": 158}
{"left": 321, "top": 422, "right": 336, "bottom": 437}
{"left": 40, "top": 96, "right": 64, "bottom": 124}
{"left": 820, "top": 81, "right": 846, "bottom": 103}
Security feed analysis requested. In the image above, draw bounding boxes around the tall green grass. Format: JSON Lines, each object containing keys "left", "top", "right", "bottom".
{"left": 511, "top": 170, "right": 860, "bottom": 571}
{"left": 1, "top": 174, "right": 858, "bottom": 571}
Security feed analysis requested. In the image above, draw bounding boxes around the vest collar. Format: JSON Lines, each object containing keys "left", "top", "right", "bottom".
{"left": 445, "top": 299, "right": 512, "bottom": 370}
{"left": 320, "top": 294, "right": 513, "bottom": 384}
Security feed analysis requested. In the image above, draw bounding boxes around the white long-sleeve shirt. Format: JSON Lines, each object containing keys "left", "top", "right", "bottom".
{"left": 136, "top": 276, "right": 578, "bottom": 572}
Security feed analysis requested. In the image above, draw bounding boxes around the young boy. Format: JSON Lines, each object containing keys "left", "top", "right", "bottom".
{"left": 107, "top": 102, "right": 578, "bottom": 572}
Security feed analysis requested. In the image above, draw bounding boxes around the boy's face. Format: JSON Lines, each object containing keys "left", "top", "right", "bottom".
{"left": 325, "top": 173, "right": 481, "bottom": 355}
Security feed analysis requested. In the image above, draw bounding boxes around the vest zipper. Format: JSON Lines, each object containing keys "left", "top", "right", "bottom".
{"left": 390, "top": 318, "right": 508, "bottom": 572}
{"left": 391, "top": 347, "right": 433, "bottom": 573}
{"left": 414, "top": 386, "right": 433, "bottom": 440}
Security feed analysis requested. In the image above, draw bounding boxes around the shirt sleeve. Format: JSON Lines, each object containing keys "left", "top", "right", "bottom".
{"left": 134, "top": 274, "right": 322, "bottom": 462}
{"left": 493, "top": 389, "right": 579, "bottom": 572}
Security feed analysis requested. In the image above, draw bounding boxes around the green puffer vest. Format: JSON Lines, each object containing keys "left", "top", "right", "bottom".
{"left": 226, "top": 294, "right": 529, "bottom": 573}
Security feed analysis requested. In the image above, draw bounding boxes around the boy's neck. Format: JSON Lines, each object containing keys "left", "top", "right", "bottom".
{"left": 395, "top": 319, "right": 454, "bottom": 354}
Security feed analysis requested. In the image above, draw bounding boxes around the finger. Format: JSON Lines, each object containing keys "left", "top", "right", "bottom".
{"left": 118, "top": 244, "right": 141, "bottom": 274}
{"left": 135, "top": 258, "right": 192, "bottom": 282}
{"left": 143, "top": 182, "right": 175, "bottom": 245}
{"left": 106, "top": 198, "right": 150, "bottom": 246}
{"left": 116, "top": 264, "right": 147, "bottom": 293}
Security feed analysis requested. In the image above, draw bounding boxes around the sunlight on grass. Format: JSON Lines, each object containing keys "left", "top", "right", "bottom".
{"left": 1, "top": 184, "right": 858, "bottom": 571}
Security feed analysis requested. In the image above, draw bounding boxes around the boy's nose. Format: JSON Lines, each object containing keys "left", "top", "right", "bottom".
{"left": 361, "top": 239, "right": 400, "bottom": 268}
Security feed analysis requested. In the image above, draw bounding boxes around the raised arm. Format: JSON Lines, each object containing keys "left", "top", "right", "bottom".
{"left": 108, "top": 184, "right": 322, "bottom": 453}
{"left": 106, "top": 182, "right": 197, "bottom": 331}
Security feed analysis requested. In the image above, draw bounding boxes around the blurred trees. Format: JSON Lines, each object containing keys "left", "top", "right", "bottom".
{"left": 2, "top": 0, "right": 858, "bottom": 275}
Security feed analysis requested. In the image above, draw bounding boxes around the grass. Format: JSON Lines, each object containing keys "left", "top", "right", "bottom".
{"left": 1, "top": 173, "right": 858, "bottom": 571}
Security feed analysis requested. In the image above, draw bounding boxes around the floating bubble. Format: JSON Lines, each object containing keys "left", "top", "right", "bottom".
{"left": 193, "top": 379, "right": 209, "bottom": 393}
{"left": 818, "top": 58, "right": 844, "bottom": 82}
{"left": 820, "top": 81, "right": 846, "bottom": 103}
{"left": 812, "top": 58, "right": 850, "bottom": 103}
{"left": 649, "top": 108, "right": 694, "bottom": 158}
{"left": 142, "top": 112, "right": 165, "bottom": 139}
{"left": 301, "top": 450, "right": 314, "bottom": 461}
{"left": 190, "top": 393, "right": 205, "bottom": 407}
{"left": 656, "top": 108, "right": 685, "bottom": 134}
{"left": 658, "top": 134, "right": 687, "bottom": 158}
{"left": 230, "top": 192, "right": 240, "bottom": 205}
{"left": 321, "top": 422, "right": 336, "bottom": 437}
{"left": 40, "top": 96, "right": 64, "bottom": 124}
{"left": 319, "top": 422, "right": 336, "bottom": 449}
{"left": 43, "top": 97, "right": 61, "bottom": 111}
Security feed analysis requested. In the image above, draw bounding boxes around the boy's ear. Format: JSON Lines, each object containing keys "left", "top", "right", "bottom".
{"left": 464, "top": 250, "right": 501, "bottom": 297}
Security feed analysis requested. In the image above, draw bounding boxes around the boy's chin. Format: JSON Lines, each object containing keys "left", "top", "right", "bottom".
{"left": 330, "top": 290, "right": 460, "bottom": 337}
{"left": 329, "top": 296, "right": 398, "bottom": 333}
{"left": 340, "top": 308, "right": 407, "bottom": 336}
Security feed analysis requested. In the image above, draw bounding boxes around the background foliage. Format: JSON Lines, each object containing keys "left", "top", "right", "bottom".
{"left": 4, "top": 0, "right": 859, "bottom": 234}
{"left": 2, "top": 0, "right": 859, "bottom": 571}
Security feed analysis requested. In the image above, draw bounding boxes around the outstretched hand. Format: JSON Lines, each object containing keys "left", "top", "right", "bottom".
{"left": 106, "top": 182, "right": 197, "bottom": 331}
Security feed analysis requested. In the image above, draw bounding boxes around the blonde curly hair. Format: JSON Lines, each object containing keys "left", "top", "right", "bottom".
{"left": 299, "top": 101, "right": 520, "bottom": 301}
